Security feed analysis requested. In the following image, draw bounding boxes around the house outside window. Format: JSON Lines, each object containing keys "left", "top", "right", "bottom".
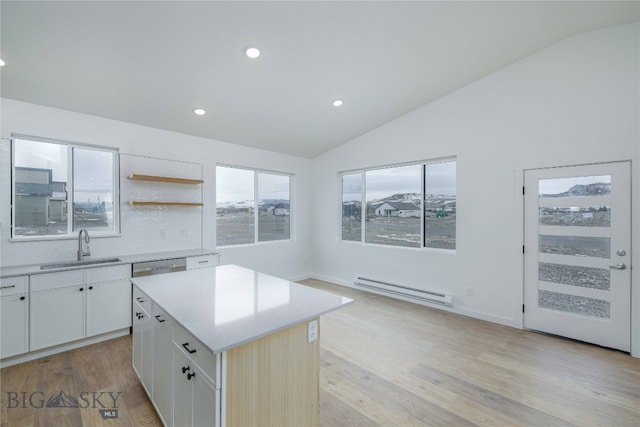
{"left": 341, "top": 159, "right": 456, "bottom": 250}
{"left": 12, "top": 136, "right": 119, "bottom": 239}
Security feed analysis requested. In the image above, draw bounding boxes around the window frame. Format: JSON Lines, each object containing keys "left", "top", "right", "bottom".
{"left": 216, "top": 164, "right": 293, "bottom": 247}
{"left": 340, "top": 158, "right": 456, "bottom": 251}
{"left": 11, "top": 134, "right": 120, "bottom": 241}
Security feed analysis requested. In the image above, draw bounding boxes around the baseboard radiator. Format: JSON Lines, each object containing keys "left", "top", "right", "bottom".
{"left": 353, "top": 276, "right": 453, "bottom": 307}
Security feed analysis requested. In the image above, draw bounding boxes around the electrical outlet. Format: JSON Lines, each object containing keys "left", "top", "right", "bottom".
{"left": 307, "top": 320, "right": 318, "bottom": 343}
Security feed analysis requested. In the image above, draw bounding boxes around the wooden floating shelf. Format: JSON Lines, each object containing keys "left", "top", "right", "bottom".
{"left": 128, "top": 174, "right": 203, "bottom": 185}
{"left": 129, "top": 201, "right": 203, "bottom": 206}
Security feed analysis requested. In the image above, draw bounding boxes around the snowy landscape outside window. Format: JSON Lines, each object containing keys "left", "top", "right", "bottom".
{"left": 341, "top": 159, "right": 456, "bottom": 250}
{"left": 216, "top": 166, "right": 291, "bottom": 246}
{"left": 12, "top": 136, "right": 119, "bottom": 239}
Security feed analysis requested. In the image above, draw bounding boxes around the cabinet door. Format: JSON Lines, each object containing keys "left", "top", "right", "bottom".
{"left": 173, "top": 349, "right": 194, "bottom": 427}
{"left": 1, "top": 294, "right": 29, "bottom": 358}
{"left": 192, "top": 372, "right": 218, "bottom": 427}
{"left": 152, "top": 305, "right": 173, "bottom": 426}
{"left": 132, "top": 302, "right": 144, "bottom": 379}
{"left": 132, "top": 302, "right": 153, "bottom": 394}
{"left": 86, "top": 279, "right": 131, "bottom": 336}
{"left": 30, "top": 286, "right": 85, "bottom": 351}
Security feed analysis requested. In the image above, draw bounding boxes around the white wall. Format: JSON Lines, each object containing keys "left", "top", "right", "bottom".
{"left": 310, "top": 22, "right": 640, "bottom": 354}
{"left": 0, "top": 99, "right": 312, "bottom": 280}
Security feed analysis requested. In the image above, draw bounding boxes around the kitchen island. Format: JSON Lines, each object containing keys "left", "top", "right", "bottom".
{"left": 131, "top": 264, "right": 352, "bottom": 427}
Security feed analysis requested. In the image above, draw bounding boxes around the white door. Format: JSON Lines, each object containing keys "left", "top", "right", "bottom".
{"left": 524, "top": 162, "right": 631, "bottom": 351}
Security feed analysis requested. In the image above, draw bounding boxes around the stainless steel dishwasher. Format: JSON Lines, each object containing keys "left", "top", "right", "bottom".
{"left": 131, "top": 258, "right": 187, "bottom": 277}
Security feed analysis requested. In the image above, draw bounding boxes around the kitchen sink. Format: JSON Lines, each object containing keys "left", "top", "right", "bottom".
{"left": 40, "top": 257, "right": 122, "bottom": 270}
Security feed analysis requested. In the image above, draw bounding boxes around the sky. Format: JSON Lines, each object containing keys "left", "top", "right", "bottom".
{"left": 216, "top": 166, "right": 290, "bottom": 204}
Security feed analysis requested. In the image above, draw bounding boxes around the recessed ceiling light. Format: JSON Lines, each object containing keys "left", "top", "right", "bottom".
{"left": 244, "top": 46, "right": 260, "bottom": 59}
{"left": 332, "top": 99, "right": 343, "bottom": 107}
{"left": 193, "top": 108, "right": 206, "bottom": 116}
{"left": 0, "top": 59, "right": 5, "bottom": 67}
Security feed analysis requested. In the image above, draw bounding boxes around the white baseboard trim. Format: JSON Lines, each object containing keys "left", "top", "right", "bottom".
{"left": 306, "top": 273, "right": 520, "bottom": 329}
{"left": 0, "top": 328, "right": 130, "bottom": 368}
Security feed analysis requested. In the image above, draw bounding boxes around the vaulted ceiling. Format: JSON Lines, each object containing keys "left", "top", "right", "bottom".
{"left": 1, "top": 1, "right": 638, "bottom": 158}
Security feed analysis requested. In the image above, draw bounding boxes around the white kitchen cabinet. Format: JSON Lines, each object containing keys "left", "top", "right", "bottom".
{"left": 152, "top": 304, "right": 173, "bottom": 426}
{"left": 86, "top": 278, "right": 131, "bottom": 337}
{"left": 132, "top": 287, "right": 153, "bottom": 395}
{"left": 1, "top": 276, "right": 29, "bottom": 358}
{"left": 172, "top": 322, "right": 218, "bottom": 385}
{"left": 30, "top": 284, "right": 85, "bottom": 351}
{"left": 29, "top": 265, "right": 131, "bottom": 352}
{"left": 186, "top": 254, "right": 219, "bottom": 270}
{"left": 173, "top": 347, "right": 218, "bottom": 427}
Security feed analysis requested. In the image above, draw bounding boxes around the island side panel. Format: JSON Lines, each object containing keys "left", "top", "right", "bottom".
{"left": 225, "top": 318, "right": 320, "bottom": 426}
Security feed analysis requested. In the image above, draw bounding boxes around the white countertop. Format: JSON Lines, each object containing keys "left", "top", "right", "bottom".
{"left": 0, "top": 248, "right": 217, "bottom": 278}
{"left": 132, "top": 264, "right": 353, "bottom": 354}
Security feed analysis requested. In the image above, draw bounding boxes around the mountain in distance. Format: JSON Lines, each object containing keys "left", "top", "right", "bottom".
{"left": 370, "top": 192, "right": 455, "bottom": 205}
{"left": 46, "top": 391, "right": 79, "bottom": 408}
{"left": 217, "top": 199, "right": 289, "bottom": 208}
{"left": 542, "top": 182, "right": 611, "bottom": 197}
{"left": 370, "top": 193, "right": 422, "bottom": 205}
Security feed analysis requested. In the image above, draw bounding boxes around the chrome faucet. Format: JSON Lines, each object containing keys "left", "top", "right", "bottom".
{"left": 78, "top": 229, "right": 91, "bottom": 261}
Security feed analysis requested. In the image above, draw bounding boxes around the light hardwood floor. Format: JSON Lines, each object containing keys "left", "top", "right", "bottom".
{"left": 2, "top": 278, "right": 639, "bottom": 426}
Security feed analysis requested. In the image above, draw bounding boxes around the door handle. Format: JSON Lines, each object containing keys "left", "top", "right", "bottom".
{"left": 609, "top": 263, "right": 627, "bottom": 270}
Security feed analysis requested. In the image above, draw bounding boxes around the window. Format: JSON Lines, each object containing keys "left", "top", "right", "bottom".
{"left": 341, "top": 159, "right": 456, "bottom": 250}
{"left": 341, "top": 173, "right": 362, "bottom": 241}
{"left": 424, "top": 161, "right": 456, "bottom": 249}
{"left": 12, "top": 136, "right": 119, "bottom": 238}
{"left": 216, "top": 166, "right": 291, "bottom": 246}
{"left": 366, "top": 164, "right": 422, "bottom": 248}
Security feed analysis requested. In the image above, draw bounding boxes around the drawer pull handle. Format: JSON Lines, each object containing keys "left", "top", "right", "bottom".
{"left": 20, "top": 296, "right": 26, "bottom": 301}
{"left": 136, "top": 297, "right": 144, "bottom": 302}
{"left": 182, "top": 343, "right": 197, "bottom": 354}
{"left": 0, "top": 285, "right": 16, "bottom": 290}
{"left": 187, "top": 372, "right": 195, "bottom": 380}
{"left": 198, "top": 260, "right": 208, "bottom": 264}
{"left": 155, "top": 315, "right": 165, "bottom": 323}
{"left": 88, "top": 286, "right": 93, "bottom": 290}
{"left": 135, "top": 312, "right": 143, "bottom": 319}
{"left": 182, "top": 366, "right": 190, "bottom": 374}
{"left": 79, "top": 287, "right": 84, "bottom": 292}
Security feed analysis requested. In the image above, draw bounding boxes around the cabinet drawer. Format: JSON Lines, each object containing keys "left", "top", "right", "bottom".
{"left": 173, "top": 322, "right": 218, "bottom": 386}
{"left": 86, "top": 264, "right": 131, "bottom": 283}
{"left": 0, "top": 276, "right": 28, "bottom": 296}
{"left": 186, "top": 255, "right": 219, "bottom": 270}
{"left": 133, "top": 286, "right": 152, "bottom": 314}
{"left": 30, "top": 270, "right": 84, "bottom": 292}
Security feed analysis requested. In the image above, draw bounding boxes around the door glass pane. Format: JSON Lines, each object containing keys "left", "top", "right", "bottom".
{"left": 13, "top": 139, "right": 68, "bottom": 236}
{"left": 258, "top": 172, "right": 290, "bottom": 242}
{"left": 539, "top": 206, "right": 610, "bottom": 227}
{"left": 365, "top": 164, "right": 421, "bottom": 248}
{"left": 539, "top": 235, "right": 610, "bottom": 258}
{"left": 538, "top": 290, "right": 610, "bottom": 319}
{"left": 72, "top": 148, "right": 114, "bottom": 231}
{"left": 342, "top": 173, "right": 362, "bottom": 241}
{"left": 216, "top": 166, "right": 255, "bottom": 246}
{"left": 539, "top": 175, "right": 611, "bottom": 198}
{"left": 424, "top": 161, "right": 456, "bottom": 249}
{"left": 539, "top": 262, "right": 610, "bottom": 290}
